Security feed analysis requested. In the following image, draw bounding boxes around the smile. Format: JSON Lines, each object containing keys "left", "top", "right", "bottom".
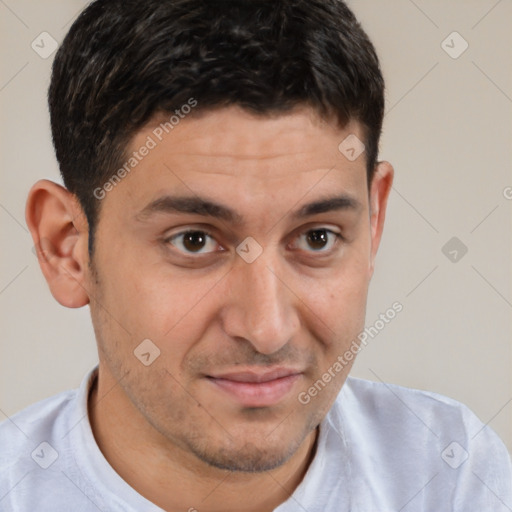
{"left": 206, "top": 368, "right": 303, "bottom": 407}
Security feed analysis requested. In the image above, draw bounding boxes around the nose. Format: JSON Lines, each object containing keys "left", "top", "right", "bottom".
{"left": 220, "top": 249, "right": 300, "bottom": 355}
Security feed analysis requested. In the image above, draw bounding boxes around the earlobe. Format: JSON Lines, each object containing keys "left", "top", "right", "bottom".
{"left": 368, "top": 161, "right": 394, "bottom": 275}
{"left": 26, "top": 179, "right": 91, "bottom": 308}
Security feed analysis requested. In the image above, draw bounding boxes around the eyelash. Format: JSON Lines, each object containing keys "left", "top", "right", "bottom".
{"left": 164, "top": 227, "right": 344, "bottom": 257}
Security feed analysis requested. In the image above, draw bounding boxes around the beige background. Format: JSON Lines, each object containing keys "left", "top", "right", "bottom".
{"left": 1, "top": 0, "right": 511, "bottom": 453}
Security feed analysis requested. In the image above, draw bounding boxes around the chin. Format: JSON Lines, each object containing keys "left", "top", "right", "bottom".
{"left": 179, "top": 418, "right": 316, "bottom": 473}
{"left": 190, "top": 441, "right": 299, "bottom": 473}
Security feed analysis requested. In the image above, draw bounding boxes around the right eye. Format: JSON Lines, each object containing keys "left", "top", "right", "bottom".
{"left": 165, "top": 229, "right": 224, "bottom": 255}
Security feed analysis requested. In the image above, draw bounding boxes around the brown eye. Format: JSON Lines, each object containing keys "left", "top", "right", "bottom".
{"left": 306, "top": 230, "right": 329, "bottom": 250}
{"left": 167, "top": 230, "right": 219, "bottom": 254}
{"left": 182, "top": 231, "right": 207, "bottom": 252}
{"left": 291, "top": 228, "right": 342, "bottom": 253}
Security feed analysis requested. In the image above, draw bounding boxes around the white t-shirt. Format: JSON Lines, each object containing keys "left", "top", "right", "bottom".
{"left": 1, "top": 366, "right": 511, "bottom": 511}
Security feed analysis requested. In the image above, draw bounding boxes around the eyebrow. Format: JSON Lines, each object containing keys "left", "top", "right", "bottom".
{"left": 136, "top": 193, "right": 360, "bottom": 224}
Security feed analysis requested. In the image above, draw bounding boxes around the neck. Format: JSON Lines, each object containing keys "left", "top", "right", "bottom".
{"left": 88, "top": 367, "right": 318, "bottom": 512}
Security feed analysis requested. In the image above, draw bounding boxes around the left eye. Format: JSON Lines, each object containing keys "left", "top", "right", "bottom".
{"left": 291, "top": 228, "right": 341, "bottom": 252}
{"left": 166, "top": 230, "right": 220, "bottom": 254}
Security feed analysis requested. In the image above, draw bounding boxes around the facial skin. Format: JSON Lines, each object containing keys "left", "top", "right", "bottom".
{"left": 26, "top": 105, "right": 393, "bottom": 512}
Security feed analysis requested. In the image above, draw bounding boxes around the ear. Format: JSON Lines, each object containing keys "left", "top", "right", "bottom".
{"left": 26, "top": 179, "right": 91, "bottom": 308}
{"left": 368, "top": 161, "right": 394, "bottom": 277}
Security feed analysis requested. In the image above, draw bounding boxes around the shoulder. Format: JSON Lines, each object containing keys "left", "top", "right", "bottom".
{"left": 337, "top": 376, "right": 510, "bottom": 452}
{"left": 329, "top": 377, "right": 512, "bottom": 509}
{"left": 0, "top": 389, "right": 77, "bottom": 474}
{"left": 1, "top": 388, "right": 77, "bottom": 437}
{"left": 0, "top": 388, "right": 84, "bottom": 511}
{"left": 340, "top": 376, "right": 484, "bottom": 428}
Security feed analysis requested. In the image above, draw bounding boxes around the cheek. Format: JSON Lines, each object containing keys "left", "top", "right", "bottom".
{"left": 307, "top": 252, "right": 370, "bottom": 335}
{"left": 93, "top": 247, "right": 226, "bottom": 366}
{"left": 315, "top": 283, "right": 368, "bottom": 348}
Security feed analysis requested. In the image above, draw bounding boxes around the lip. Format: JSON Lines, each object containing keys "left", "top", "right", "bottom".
{"left": 206, "top": 368, "right": 303, "bottom": 407}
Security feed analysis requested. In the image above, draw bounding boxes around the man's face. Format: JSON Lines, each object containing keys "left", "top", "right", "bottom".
{"left": 86, "top": 106, "right": 387, "bottom": 472}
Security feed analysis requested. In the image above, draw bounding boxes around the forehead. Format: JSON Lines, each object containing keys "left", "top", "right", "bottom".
{"left": 143, "top": 106, "right": 349, "bottom": 157}
{"left": 103, "top": 105, "right": 368, "bottom": 216}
